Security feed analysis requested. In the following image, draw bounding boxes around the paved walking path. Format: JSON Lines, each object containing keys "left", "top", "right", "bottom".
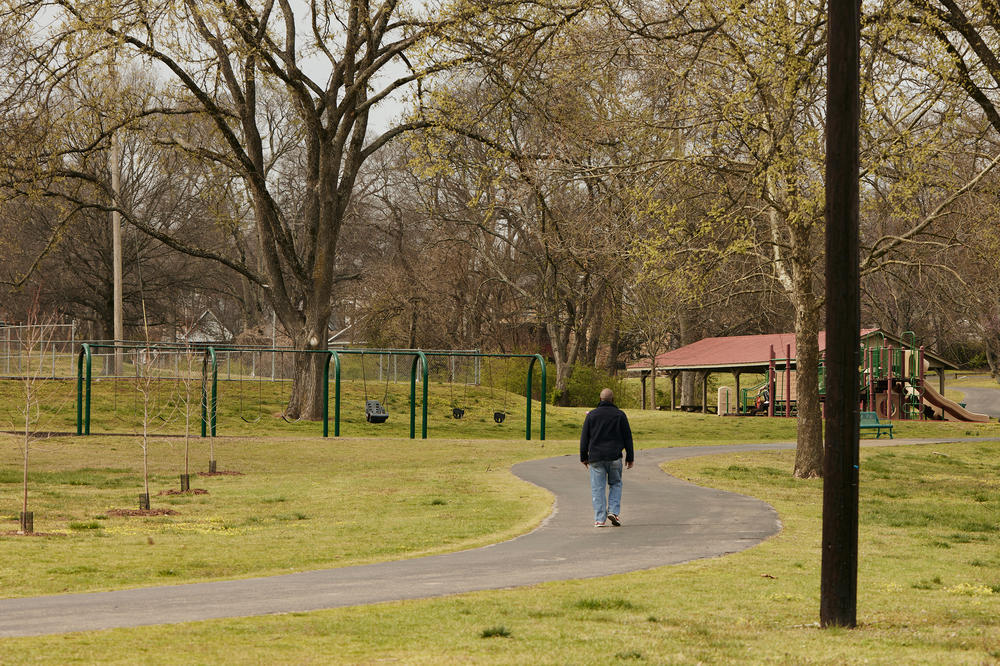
{"left": 959, "top": 386, "right": 1000, "bottom": 418}
{"left": 0, "top": 438, "right": 993, "bottom": 637}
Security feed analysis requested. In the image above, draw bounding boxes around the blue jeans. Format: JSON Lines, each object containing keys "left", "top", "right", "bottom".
{"left": 590, "top": 458, "right": 623, "bottom": 523}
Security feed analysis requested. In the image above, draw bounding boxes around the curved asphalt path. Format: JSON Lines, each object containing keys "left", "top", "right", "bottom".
{"left": 0, "top": 443, "right": 791, "bottom": 637}
{"left": 0, "top": 438, "right": 989, "bottom": 637}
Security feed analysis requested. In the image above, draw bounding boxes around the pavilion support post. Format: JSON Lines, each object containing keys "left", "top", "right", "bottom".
{"left": 867, "top": 348, "right": 874, "bottom": 412}
{"left": 886, "top": 344, "right": 894, "bottom": 419}
{"left": 670, "top": 373, "right": 677, "bottom": 411}
{"left": 641, "top": 371, "right": 649, "bottom": 410}
{"left": 786, "top": 343, "right": 792, "bottom": 417}
{"left": 768, "top": 346, "right": 776, "bottom": 417}
{"left": 918, "top": 346, "right": 926, "bottom": 420}
{"left": 734, "top": 371, "right": 742, "bottom": 414}
{"left": 701, "top": 372, "right": 709, "bottom": 414}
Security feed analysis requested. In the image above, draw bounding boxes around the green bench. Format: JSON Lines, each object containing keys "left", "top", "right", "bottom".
{"left": 859, "top": 411, "right": 893, "bottom": 439}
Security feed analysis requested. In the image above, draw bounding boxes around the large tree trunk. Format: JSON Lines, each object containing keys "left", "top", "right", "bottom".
{"left": 985, "top": 333, "right": 1000, "bottom": 381}
{"left": 284, "top": 326, "right": 329, "bottom": 420}
{"left": 584, "top": 305, "right": 603, "bottom": 366}
{"left": 650, "top": 360, "right": 657, "bottom": 410}
{"left": 275, "top": 129, "right": 347, "bottom": 420}
{"left": 791, "top": 225, "right": 823, "bottom": 478}
{"left": 99, "top": 295, "right": 113, "bottom": 342}
{"left": 764, "top": 166, "right": 824, "bottom": 478}
{"left": 547, "top": 320, "right": 580, "bottom": 406}
{"left": 605, "top": 314, "right": 622, "bottom": 376}
{"left": 408, "top": 298, "right": 419, "bottom": 349}
{"left": 679, "top": 311, "right": 697, "bottom": 407}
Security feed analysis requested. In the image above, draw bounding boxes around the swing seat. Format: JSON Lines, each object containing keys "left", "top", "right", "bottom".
{"left": 366, "top": 399, "right": 389, "bottom": 424}
{"left": 452, "top": 407, "right": 465, "bottom": 419}
{"left": 493, "top": 411, "right": 506, "bottom": 424}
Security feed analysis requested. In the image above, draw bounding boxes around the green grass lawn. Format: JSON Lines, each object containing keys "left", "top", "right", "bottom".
{"left": 3, "top": 374, "right": 994, "bottom": 445}
{"left": 1, "top": 436, "right": 998, "bottom": 663}
{"left": 3, "top": 391, "right": 1000, "bottom": 663}
{"left": 949, "top": 371, "right": 1000, "bottom": 389}
{"left": 0, "top": 433, "right": 558, "bottom": 597}
{"left": 1, "top": 376, "right": 570, "bottom": 440}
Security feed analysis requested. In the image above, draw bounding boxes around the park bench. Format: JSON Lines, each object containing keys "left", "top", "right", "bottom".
{"left": 680, "top": 405, "right": 717, "bottom": 414}
{"left": 859, "top": 411, "right": 893, "bottom": 439}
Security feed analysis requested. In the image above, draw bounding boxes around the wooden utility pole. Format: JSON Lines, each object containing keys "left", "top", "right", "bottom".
{"left": 111, "top": 131, "right": 124, "bottom": 375}
{"left": 821, "top": 0, "right": 861, "bottom": 628}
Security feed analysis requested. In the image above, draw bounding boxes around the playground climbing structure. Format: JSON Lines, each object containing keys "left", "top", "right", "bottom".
{"left": 859, "top": 332, "right": 988, "bottom": 423}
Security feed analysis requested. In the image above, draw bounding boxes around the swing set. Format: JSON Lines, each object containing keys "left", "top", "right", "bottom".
{"left": 102, "top": 346, "right": 180, "bottom": 428}
{"left": 77, "top": 344, "right": 547, "bottom": 441}
{"left": 75, "top": 341, "right": 203, "bottom": 435}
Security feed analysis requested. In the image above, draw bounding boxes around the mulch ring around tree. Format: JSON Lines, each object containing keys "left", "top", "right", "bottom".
{"left": 198, "top": 470, "right": 244, "bottom": 477}
{"left": 158, "top": 488, "right": 209, "bottom": 496}
{"left": 106, "top": 508, "right": 179, "bottom": 517}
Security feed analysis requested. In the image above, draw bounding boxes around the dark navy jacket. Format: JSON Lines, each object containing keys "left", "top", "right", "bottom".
{"left": 580, "top": 400, "right": 634, "bottom": 464}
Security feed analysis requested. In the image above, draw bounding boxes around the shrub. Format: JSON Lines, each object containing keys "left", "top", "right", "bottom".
{"left": 551, "top": 363, "right": 631, "bottom": 407}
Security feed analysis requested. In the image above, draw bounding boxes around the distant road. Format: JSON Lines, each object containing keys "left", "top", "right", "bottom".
{"left": 958, "top": 386, "right": 1000, "bottom": 418}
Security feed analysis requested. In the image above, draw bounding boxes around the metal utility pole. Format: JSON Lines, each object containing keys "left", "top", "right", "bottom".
{"left": 111, "top": 132, "right": 124, "bottom": 375}
{"left": 821, "top": 0, "right": 861, "bottom": 628}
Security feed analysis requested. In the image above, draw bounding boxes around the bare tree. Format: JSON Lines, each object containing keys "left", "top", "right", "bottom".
{"left": 412, "top": 10, "right": 674, "bottom": 398}
{"left": 8, "top": 294, "right": 65, "bottom": 534}
{"left": 1, "top": 0, "right": 592, "bottom": 418}
{"left": 175, "top": 346, "right": 202, "bottom": 489}
{"left": 622, "top": 276, "right": 679, "bottom": 409}
{"left": 0, "top": 64, "right": 246, "bottom": 340}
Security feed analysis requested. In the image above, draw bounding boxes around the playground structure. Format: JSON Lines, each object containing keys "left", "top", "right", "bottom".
{"left": 75, "top": 344, "right": 547, "bottom": 440}
{"left": 858, "top": 332, "right": 988, "bottom": 422}
{"left": 732, "top": 335, "right": 988, "bottom": 421}
{"left": 629, "top": 329, "right": 989, "bottom": 422}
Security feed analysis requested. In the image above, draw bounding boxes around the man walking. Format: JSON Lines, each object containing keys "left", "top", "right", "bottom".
{"left": 580, "top": 388, "right": 634, "bottom": 527}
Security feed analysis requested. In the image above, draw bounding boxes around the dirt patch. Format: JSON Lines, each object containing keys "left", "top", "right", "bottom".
{"left": 106, "top": 508, "right": 179, "bottom": 517}
{"left": 198, "top": 470, "right": 244, "bottom": 477}
{"left": 158, "top": 488, "right": 209, "bottom": 496}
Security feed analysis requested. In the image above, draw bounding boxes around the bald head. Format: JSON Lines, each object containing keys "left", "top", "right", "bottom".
{"left": 600, "top": 388, "right": 614, "bottom": 403}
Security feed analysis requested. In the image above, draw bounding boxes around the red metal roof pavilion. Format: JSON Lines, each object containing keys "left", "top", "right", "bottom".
{"left": 627, "top": 329, "right": 956, "bottom": 375}
{"left": 626, "top": 329, "right": 958, "bottom": 413}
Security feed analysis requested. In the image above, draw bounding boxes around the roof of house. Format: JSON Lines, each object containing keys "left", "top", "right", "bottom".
{"left": 626, "top": 329, "right": 957, "bottom": 373}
